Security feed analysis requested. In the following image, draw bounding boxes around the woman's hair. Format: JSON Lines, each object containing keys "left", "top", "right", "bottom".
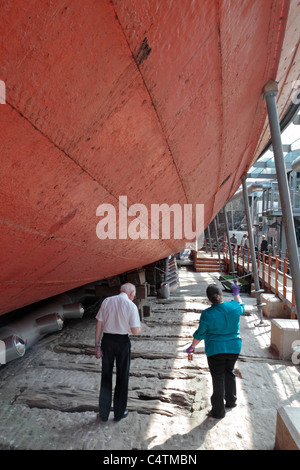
{"left": 206, "top": 284, "right": 222, "bottom": 305}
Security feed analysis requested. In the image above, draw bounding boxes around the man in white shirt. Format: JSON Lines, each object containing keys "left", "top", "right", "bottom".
{"left": 95, "top": 282, "right": 145, "bottom": 422}
{"left": 240, "top": 233, "right": 247, "bottom": 247}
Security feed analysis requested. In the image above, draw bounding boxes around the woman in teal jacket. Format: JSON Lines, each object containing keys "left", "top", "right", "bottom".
{"left": 186, "top": 283, "right": 245, "bottom": 419}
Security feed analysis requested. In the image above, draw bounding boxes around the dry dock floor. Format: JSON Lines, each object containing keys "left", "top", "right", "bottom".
{"left": 0, "top": 267, "right": 299, "bottom": 451}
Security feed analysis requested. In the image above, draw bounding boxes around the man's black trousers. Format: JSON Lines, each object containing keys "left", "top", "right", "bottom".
{"left": 99, "top": 333, "right": 131, "bottom": 421}
{"left": 207, "top": 353, "right": 239, "bottom": 419}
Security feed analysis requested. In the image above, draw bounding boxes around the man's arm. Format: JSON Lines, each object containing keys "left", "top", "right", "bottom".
{"left": 129, "top": 302, "right": 147, "bottom": 335}
{"left": 131, "top": 323, "right": 146, "bottom": 335}
{"left": 95, "top": 319, "right": 102, "bottom": 344}
{"left": 95, "top": 320, "right": 103, "bottom": 357}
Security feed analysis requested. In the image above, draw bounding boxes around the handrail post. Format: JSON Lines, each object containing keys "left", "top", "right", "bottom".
{"left": 275, "top": 256, "right": 279, "bottom": 296}
{"left": 268, "top": 255, "right": 272, "bottom": 293}
{"left": 242, "top": 175, "right": 264, "bottom": 323}
{"left": 292, "top": 289, "right": 296, "bottom": 319}
{"left": 283, "top": 258, "right": 287, "bottom": 305}
{"left": 262, "top": 252, "right": 265, "bottom": 289}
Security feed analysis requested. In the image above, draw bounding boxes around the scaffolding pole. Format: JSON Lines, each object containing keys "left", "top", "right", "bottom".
{"left": 214, "top": 218, "right": 222, "bottom": 270}
{"left": 223, "top": 206, "right": 237, "bottom": 280}
{"left": 264, "top": 80, "right": 300, "bottom": 328}
{"left": 242, "top": 175, "right": 265, "bottom": 325}
{"left": 207, "top": 223, "right": 213, "bottom": 257}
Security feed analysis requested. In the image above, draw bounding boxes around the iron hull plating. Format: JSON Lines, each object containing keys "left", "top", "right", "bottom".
{"left": 0, "top": 0, "right": 299, "bottom": 315}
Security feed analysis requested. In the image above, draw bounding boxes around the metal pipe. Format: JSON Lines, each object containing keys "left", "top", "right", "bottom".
{"left": 292, "top": 155, "right": 300, "bottom": 172}
{"left": 223, "top": 206, "right": 236, "bottom": 279}
{"left": 204, "top": 229, "right": 208, "bottom": 253}
{"left": 242, "top": 174, "right": 265, "bottom": 325}
{"left": 0, "top": 334, "right": 26, "bottom": 364}
{"left": 214, "top": 218, "right": 222, "bottom": 270}
{"left": 0, "top": 311, "right": 64, "bottom": 351}
{"left": 34, "top": 294, "right": 85, "bottom": 320}
{"left": 36, "top": 313, "right": 64, "bottom": 336}
{"left": 264, "top": 80, "right": 300, "bottom": 328}
{"left": 207, "top": 224, "right": 213, "bottom": 257}
{"left": 0, "top": 294, "right": 85, "bottom": 364}
{"left": 230, "top": 182, "right": 272, "bottom": 202}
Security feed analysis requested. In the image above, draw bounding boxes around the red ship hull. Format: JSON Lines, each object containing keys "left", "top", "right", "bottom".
{"left": 0, "top": 0, "right": 299, "bottom": 315}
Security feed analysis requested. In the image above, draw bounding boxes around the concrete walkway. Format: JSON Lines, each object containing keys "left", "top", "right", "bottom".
{"left": 0, "top": 267, "right": 299, "bottom": 451}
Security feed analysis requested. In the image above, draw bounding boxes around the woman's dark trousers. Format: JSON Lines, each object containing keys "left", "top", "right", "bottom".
{"left": 207, "top": 353, "right": 239, "bottom": 418}
{"left": 99, "top": 333, "right": 131, "bottom": 421}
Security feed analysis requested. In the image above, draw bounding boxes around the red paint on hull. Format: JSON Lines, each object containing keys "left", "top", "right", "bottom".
{"left": 0, "top": 0, "right": 299, "bottom": 315}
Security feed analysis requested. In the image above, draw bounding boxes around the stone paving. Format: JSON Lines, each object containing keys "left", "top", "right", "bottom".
{"left": 0, "top": 267, "right": 299, "bottom": 451}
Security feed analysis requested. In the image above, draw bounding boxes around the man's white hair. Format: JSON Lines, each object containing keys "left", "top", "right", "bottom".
{"left": 120, "top": 283, "right": 136, "bottom": 295}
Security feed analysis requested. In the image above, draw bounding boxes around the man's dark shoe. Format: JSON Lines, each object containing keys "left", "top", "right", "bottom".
{"left": 225, "top": 403, "right": 237, "bottom": 409}
{"left": 99, "top": 414, "right": 108, "bottom": 422}
{"left": 114, "top": 410, "right": 128, "bottom": 422}
{"left": 207, "top": 410, "right": 225, "bottom": 419}
{"left": 99, "top": 406, "right": 109, "bottom": 422}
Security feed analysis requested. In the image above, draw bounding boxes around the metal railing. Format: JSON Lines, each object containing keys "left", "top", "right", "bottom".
{"left": 223, "top": 241, "right": 297, "bottom": 317}
{"left": 264, "top": 184, "right": 300, "bottom": 213}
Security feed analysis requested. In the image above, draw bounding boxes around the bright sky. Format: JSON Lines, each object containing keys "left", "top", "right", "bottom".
{"left": 282, "top": 118, "right": 300, "bottom": 151}
{"left": 246, "top": 112, "right": 300, "bottom": 181}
